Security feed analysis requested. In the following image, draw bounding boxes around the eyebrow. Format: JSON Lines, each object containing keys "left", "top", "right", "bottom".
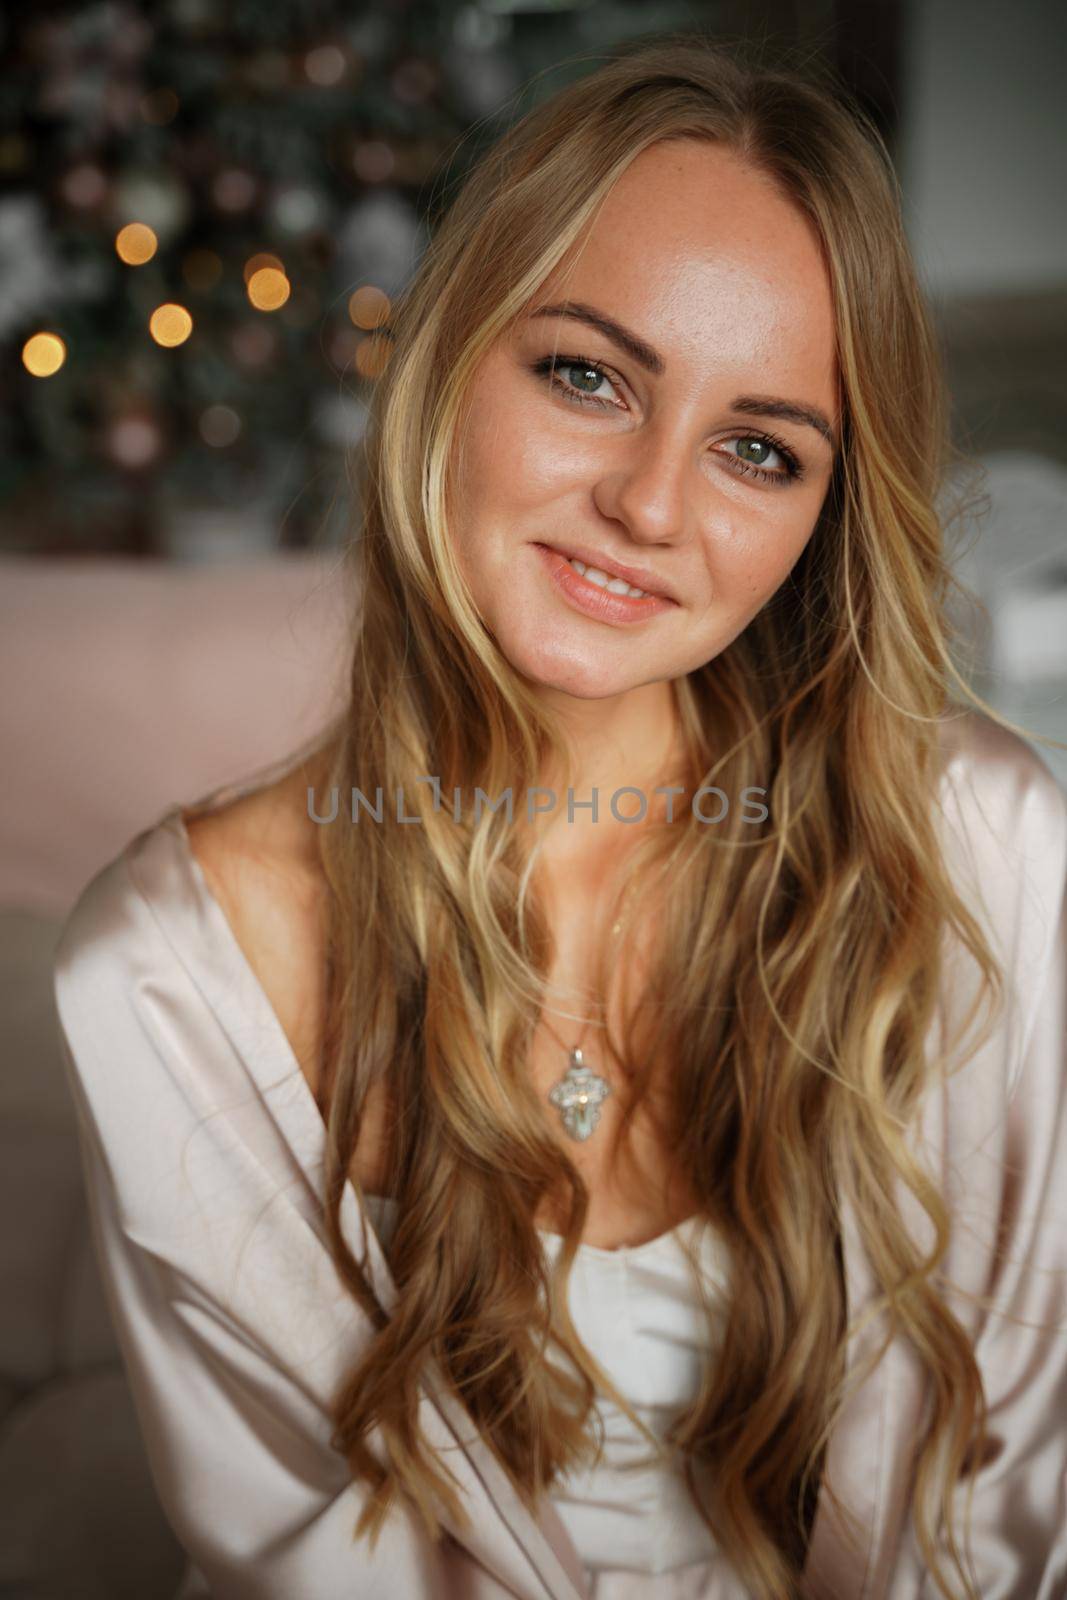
{"left": 527, "top": 300, "right": 838, "bottom": 449}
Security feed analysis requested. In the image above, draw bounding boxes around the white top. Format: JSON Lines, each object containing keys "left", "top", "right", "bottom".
{"left": 365, "top": 1192, "right": 726, "bottom": 1577}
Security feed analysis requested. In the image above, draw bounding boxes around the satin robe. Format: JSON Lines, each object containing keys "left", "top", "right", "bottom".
{"left": 52, "top": 709, "right": 1067, "bottom": 1599}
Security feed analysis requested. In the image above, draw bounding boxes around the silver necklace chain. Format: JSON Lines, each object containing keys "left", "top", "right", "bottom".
{"left": 542, "top": 876, "right": 636, "bottom": 1142}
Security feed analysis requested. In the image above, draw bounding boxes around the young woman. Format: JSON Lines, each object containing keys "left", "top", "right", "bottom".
{"left": 53, "top": 33, "right": 1067, "bottom": 1600}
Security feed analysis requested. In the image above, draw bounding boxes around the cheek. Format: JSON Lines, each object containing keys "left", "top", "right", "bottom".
{"left": 449, "top": 420, "right": 510, "bottom": 568}
{"left": 711, "top": 503, "right": 820, "bottom": 601}
{"left": 461, "top": 382, "right": 577, "bottom": 516}
{"left": 451, "top": 403, "right": 495, "bottom": 514}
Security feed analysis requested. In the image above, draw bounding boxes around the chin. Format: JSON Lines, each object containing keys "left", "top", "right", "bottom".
{"left": 502, "top": 634, "right": 637, "bottom": 700}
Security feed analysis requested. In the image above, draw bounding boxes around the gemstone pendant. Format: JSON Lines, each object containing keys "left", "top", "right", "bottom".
{"left": 547, "top": 1047, "right": 612, "bottom": 1141}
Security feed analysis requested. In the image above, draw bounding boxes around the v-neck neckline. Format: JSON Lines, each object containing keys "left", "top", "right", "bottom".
{"left": 169, "top": 777, "right": 697, "bottom": 1265}
{"left": 129, "top": 767, "right": 890, "bottom": 1600}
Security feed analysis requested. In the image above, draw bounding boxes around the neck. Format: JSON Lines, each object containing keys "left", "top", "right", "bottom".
{"left": 525, "top": 678, "right": 687, "bottom": 869}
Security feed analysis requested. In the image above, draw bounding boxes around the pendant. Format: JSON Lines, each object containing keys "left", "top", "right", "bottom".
{"left": 547, "top": 1047, "right": 612, "bottom": 1141}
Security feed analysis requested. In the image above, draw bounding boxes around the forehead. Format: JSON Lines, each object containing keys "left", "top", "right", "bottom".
{"left": 535, "top": 138, "right": 839, "bottom": 414}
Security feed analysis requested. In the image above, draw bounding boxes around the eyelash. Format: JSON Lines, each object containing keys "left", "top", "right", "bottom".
{"left": 529, "top": 352, "right": 806, "bottom": 486}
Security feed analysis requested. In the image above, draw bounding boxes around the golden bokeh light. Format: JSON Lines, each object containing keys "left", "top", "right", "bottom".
{"left": 116, "top": 222, "right": 158, "bottom": 265}
{"left": 149, "top": 303, "right": 193, "bottom": 347}
{"left": 243, "top": 252, "right": 284, "bottom": 284}
{"left": 355, "top": 332, "right": 393, "bottom": 380}
{"left": 22, "top": 333, "right": 67, "bottom": 377}
{"left": 247, "top": 267, "right": 291, "bottom": 311}
{"left": 347, "top": 285, "right": 390, "bottom": 330}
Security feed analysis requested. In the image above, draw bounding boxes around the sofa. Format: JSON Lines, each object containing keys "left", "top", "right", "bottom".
{"left": 0, "top": 553, "right": 351, "bottom": 1599}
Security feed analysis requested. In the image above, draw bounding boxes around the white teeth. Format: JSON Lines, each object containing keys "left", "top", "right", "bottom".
{"left": 567, "top": 556, "right": 650, "bottom": 599}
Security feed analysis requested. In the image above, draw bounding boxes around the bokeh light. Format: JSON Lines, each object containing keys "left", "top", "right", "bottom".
{"left": 149, "top": 303, "right": 193, "bottom": 346}
{"left": 230, "top": 322, "right": 277, "bottom": 369}
{"left": 213, "top": 168, "right": 257, "bottom": 212}
{"left": 272, "top": 185, "right": 324, "bottom": 235}
{"left": 199, "top": 405, "right": 241, "bottom": 447}
{"left": 247, "top": 267, "right": 290, "bottom": 311}
{"left": 108, "top": 414, "right": 162, "bottom": 468}
{"left": 243, "top": 252, "right": 284, "bottom": 284}
{"left": 355, "top": 333, "right": 393, "bottom": 380}
{"left": 348, "top": 285, "right": 391, "bottom": 330}
{"left": 352, "top": 141, "right": 395, "bottom": 183}
{"left": 22, "top": 333, "right": 67, "bottom": 377}
{"left": 116, "top": 222, "right": 158, "bottom": 265}
{"left": 61, "top": 163, "right": 107, "bottom": 208}
{"left": 304, "top": 45, "right": 346, "bottom": 86}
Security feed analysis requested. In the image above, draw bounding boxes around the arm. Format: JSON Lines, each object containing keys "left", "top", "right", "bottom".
{"left": 51, "top": 874, "right": 450, "bottom": 1600}
{"left": 908, "top": 767, "right": 1067, "bottom": 1599}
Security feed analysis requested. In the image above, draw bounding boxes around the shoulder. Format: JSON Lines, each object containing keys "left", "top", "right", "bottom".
{"left": 935, "top": 707, "right": 1066, "bottom": 1082}
{"left": 183, "top": 772, "right": 327, "bottom": 933}
{"left": 51, "top": 831, "right": 215, "bottom": 1226}
{"left": 936, "top": 705, "right": 1067, "bottom": 880}
{"left": 54, "top": 763, "right": 331, "bottom": 1091}
{"left": 53, "top": 819, "right": 168, "bottom": 1040}
{"left": 182, "top": 772, "right": 330, "bottom": 1088}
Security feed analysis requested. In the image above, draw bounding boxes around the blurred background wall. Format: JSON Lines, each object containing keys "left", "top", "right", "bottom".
{"left": 896, "top": 0, "right": 1067, "bottom": 780}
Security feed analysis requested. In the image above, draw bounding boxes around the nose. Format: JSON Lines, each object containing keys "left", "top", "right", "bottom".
{"left": 590, "top": 421, "right": 697, "bottom": 550}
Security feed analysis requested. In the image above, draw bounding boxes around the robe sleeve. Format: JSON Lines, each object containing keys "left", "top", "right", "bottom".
{"left": 916, "top": 765, "right": 1067, "bottom": 1598}
{"left": 51, "top": 879, "right": 454, "bottom": 1600}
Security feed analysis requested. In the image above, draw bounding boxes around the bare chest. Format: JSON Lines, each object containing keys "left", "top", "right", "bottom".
{"left": 349, "top": 1012, "right": 693, "bottom": 1252}
{"left": 286, "top": 856, "right": 693, "bottom": 1251}
{"left": 522, "top": 928, "right": 697, "bottom": 1250}
{"left": 187, "top": 794, "right": 695, "bottom": 1253}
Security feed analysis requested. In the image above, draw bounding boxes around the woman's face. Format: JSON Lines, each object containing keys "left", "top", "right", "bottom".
{"left": 448, "top": 137, "right": 841, "bottom": 702}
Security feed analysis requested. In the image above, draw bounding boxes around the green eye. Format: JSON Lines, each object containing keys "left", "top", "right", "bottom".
{"left": 529, "top": 353, "right": 805, "bottom": 486}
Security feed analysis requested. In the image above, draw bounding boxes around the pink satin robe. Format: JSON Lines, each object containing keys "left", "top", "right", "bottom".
{"left": 52, "top": 709, "right": 1067, "bottom": 1598}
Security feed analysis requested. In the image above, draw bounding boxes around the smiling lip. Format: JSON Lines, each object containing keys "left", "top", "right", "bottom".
{"left": 534, "top": 540, "right": 679, "bottom": 603}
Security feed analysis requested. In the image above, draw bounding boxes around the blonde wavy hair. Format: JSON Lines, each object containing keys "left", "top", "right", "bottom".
{"left": 284, "top": 30, "right": 1058, "bottom": 1600}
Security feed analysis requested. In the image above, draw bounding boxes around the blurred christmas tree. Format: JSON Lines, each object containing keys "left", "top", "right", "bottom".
{"left": 2, "top": 1, "right": 481, "bottom": 556}
{"left": 0, "top": 0, "right": 898, "bottom": 558}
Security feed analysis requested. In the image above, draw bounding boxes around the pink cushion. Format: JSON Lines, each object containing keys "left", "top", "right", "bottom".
{"left": 1, "top": 555, "right": 353, "bottom": 916}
